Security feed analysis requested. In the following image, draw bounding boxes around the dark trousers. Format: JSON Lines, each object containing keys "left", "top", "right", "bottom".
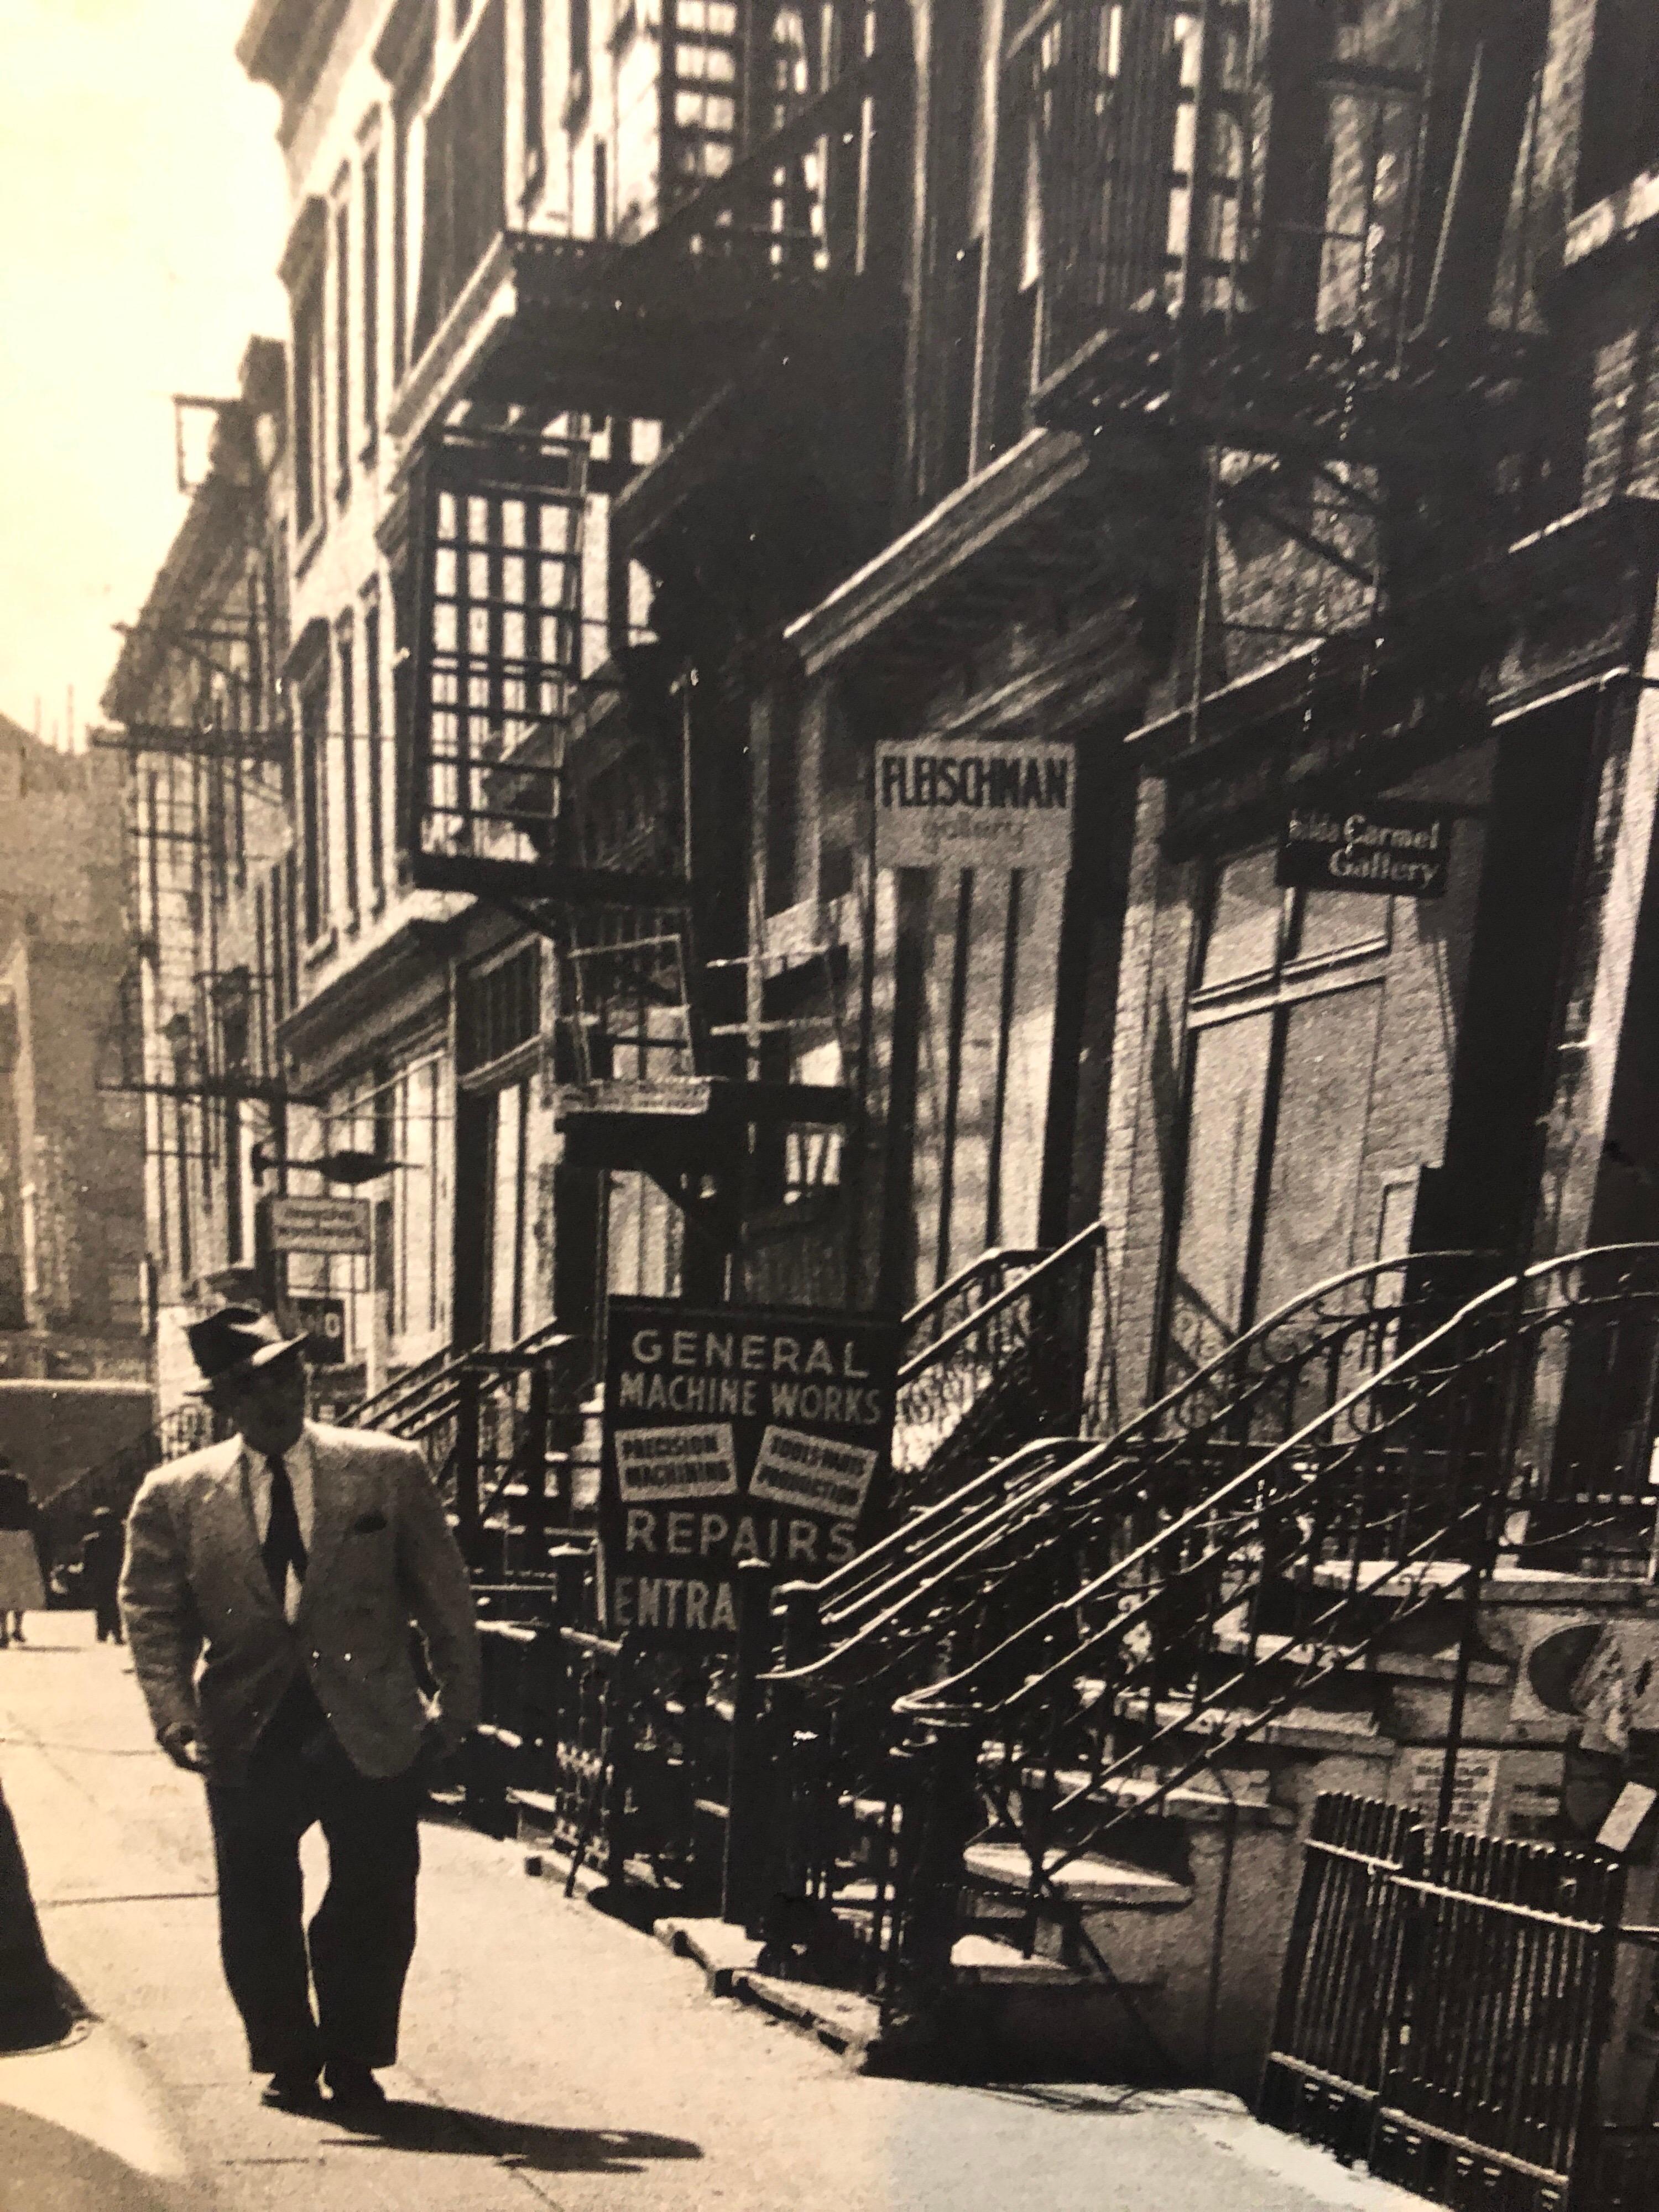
{"left": 205, "top": 1677, "right": 422, "bottom": 2075}
{"left": 93, "top": 1595, "right": 122, "bottom": 1641}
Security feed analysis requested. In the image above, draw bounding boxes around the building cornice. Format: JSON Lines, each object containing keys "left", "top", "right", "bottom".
{"left": 238, "top": 0, "right": 351, "bottom": 144}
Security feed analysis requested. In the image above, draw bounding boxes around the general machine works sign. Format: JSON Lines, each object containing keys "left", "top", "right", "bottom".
{"left": 1276, "top": 800, "right": 1451, "bottom": 898}
{"left": 599, "top": 1298, "right": 900, "bottom": 1642}
{"left": 874, "top": 738, "right": 1074, "bottom": 870}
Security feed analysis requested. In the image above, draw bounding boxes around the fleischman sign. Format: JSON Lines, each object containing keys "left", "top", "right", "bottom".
{"left": 874, "top": 739, "right": 1075, "bottom": 869}
{"left": 1277, "top": 800, "right": 1452, "bottom": 898}
{"left": 599, "top": 1298, "right": 900, "bottom": 1642}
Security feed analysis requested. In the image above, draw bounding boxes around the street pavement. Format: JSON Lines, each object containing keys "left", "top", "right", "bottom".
{"left": 0, "top": 1613, "right": 1434, "bottom": 2212}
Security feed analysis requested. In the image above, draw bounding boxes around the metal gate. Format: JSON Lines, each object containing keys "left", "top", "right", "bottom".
{"left": 1262, "top": 1793, "right": 1626, "bottom": 2212}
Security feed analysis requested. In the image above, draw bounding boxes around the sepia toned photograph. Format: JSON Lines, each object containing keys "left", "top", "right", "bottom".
{"left": 5, "top": 2, "right": 1659, "bottom": 2206}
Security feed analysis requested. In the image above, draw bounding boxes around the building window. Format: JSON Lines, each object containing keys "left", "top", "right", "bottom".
{"left": 364, "top": 587, "right": 386, "bottom": 898}
{"left": 1578, "top": 0, "right": 1659, "bottom": 210}
{"left": 391, "top": 1055, "right": 446, "bottom": 1346}
{"left": 566, "top": 0, "right": 590, "bottom": 128}
{"left": 460, "top": 942, "right": 540, "bottom": 1074}
{"left": 1162, "top": 844, "right": 1393, "bottom": 1384}
{"left": 411, "top": 0, "right": 506, "bottom": 361}
{"left": 337, "top": 620, "right": 360, "bottom": 922}
{"left": 524, "top": 0, "right": 545, "bottom": 190}
{"left": 292, "top": 270, "right": 326, "bottom": 541}
{"left": 333, "top": 196, "right": 351, "bottom": 498}
{"left": 300, "top": 677, "right": 331, "bottom": 941}
{"left": 362, "top": 146, "right": 380, "bottom": 450}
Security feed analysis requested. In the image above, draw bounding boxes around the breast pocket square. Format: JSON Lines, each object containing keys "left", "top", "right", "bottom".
{"left": 349, "top": 1510, "right": 389, "bottom": 1535}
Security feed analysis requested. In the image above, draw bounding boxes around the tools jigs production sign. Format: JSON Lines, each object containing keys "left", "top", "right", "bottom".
{"left": 599, "top": 1298, "right": 900, "bottom": 1643}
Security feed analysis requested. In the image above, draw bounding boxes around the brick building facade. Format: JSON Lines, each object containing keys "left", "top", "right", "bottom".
{"left": 99, "top": 0, "right": 1659, "bottom": 1447}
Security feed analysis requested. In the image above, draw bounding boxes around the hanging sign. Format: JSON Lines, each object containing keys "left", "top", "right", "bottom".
{"left": 599, "top": 1297, "right": 900, "bottom": 1643}
{"left": 265, "top": 1193, "right": 372, "bottom": 1258}
{"left": 874, "top": 738, "right": 1075, "bottom": 870}
{"left": 1276, "top": 800, "right": 1452, "bottom": 898}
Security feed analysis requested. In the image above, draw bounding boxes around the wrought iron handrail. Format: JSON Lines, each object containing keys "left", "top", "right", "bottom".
{"left": 41, "top": 1400, "right": 220, "bottom": 1551}
{"left": 891, "top": 1220, "right": 1104, "bottom": 1491}
{"left": 348, "top": 1336, "right": 478, "bottom": 1432}
{"left": 891, "top": 1245, "right": 1659, "bottom": 1883}
{"left": 899, "top": 1245, "right": 1048, "bottom": 1366}
{"left": 780, "top": 1249, "right": 1488, "bottom": 1694}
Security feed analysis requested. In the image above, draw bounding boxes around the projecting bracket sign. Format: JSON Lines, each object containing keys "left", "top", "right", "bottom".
{"left": 1277, "top": 800, "right": 1452, "bottom": 898}
{"left": 874, "top": 739, "right": 1075, "bottom": 870}
{"left": 264, "top": 1193, "right": 372, "bottom": 1258}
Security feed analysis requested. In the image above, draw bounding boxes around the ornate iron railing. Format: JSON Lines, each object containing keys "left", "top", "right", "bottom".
{"left": 351, "top": 1318, "right": 592, "bottom": 1574}
{"left": 747, "top": 1249, "right": 1484, "bottom": 1984}
{"left": 891, "top": 1221, "right": 1104, "bottom": 1498}
{"left": 900, "top": 1244, "right": 1048, "bottom": 1366}
{"left": 867, "top": 1245, "right": 1659, "bottom": 1991}
{"left": 41, "top": 1400, "right": 221, "bottom": 1554}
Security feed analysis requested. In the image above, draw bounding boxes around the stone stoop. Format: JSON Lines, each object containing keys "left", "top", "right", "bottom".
{"left": 653, "top": 1914, "right": 1099, "bottom": 2077}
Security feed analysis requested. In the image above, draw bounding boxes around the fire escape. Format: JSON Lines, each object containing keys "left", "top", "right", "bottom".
{"left": 100, "top": 380, "right": 305, "bottom": 1303}
{"left": 1018, "top": 0, "right": 1550, "bottom": 729}
{"left": 403, "top": 2, "right": 911, "bottom": 1275}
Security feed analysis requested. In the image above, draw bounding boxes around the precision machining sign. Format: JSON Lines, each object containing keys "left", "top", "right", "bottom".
{"left": 874, "top": 738, "right": 1075, "bottom": 870}
{"left": 599, "top": 1297, "right": 900, "bottom": 1643}
{"left": 1276, "top": 800, "right": 1452, "bottom": 898}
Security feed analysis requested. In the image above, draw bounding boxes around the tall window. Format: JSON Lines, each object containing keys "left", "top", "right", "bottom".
{"left": 566, "top": 0, "right": 589, "bottom": 127}
{"left": 333, "top": 196, "right": 351, "bottom": 497}
{"left": 524, "top": 0, "right": 545, "bottom": 189}
{"left": 1162, "top": 847, "right": 1394, "bottom": 1384}
{"left": 364, "top": 587, "right": 386, "bottom": 899}
{"left": 411, "top": 0, "right": 507, "bottom": 359}
{"left": 337, "top": 621, "right": 359, "bottom": 922}
{"left": 300, "top": 677, "right": 331, "bottom": 941}
{"left": 293, "top": 272, "right": 325, "bottom": 540}
{"left": 362, "top": 147, "right": 380, "bottom": 450}
{"left": 1578, "top": 0, "right": 1659, "bottom": 210}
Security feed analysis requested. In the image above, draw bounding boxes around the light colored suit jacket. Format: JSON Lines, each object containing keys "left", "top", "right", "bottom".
{"left": 119, "top": 1422, "right": 481, "bottom": 1784}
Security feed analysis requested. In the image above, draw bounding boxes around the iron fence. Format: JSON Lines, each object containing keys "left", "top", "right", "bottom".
{"left": 1264, "top": 1792, "right": 1628, "bottom": 2212}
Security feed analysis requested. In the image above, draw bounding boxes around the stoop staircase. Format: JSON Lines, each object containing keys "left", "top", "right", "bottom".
{"left": 890, "top": 1224, "right": 1104, "bottom": 1509}
{"left": 750, "top": 1244, "right": 1659, "bottom": 2085}
{"left": 346, "top": 1318, "right": 592, "bottom": 1575}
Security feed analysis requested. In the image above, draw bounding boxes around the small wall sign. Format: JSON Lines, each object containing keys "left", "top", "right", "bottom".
{"left": 265, "top": 1192, "right": 372, "bottom": 1258}
{"left": 1277, "top": 800, "right": 1451, "bottom": 898}
{"left": 874, "top": 739, "right": 1075, "bottom": 871}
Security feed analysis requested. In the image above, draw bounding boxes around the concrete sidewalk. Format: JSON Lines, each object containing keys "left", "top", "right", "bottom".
{"left": 0, "top": 1614, "right": 1433, "bottom": 2212}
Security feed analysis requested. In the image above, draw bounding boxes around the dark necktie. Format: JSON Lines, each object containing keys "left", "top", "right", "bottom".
{"left": 262, "top": 1454, "right": 307, "bottom": 1606}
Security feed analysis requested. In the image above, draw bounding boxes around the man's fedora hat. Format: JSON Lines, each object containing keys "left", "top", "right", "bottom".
{"left": 186, "top": 1306, "right": 307, "bottom": 1395}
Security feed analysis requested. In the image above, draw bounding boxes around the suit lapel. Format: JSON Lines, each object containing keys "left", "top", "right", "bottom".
{"left": 206, "top": 1438, "right": 278, "bottom": 1618}
{"left": 295, "top": 1429, "right": 352, "bottom": 1623}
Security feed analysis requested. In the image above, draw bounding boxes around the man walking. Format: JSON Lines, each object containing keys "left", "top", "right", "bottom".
{"left": 80, "top": 1506, "right": 124, "bottom": 1642}
{"left": 119, "top": 1307, "right": 481, "bottom": 2115}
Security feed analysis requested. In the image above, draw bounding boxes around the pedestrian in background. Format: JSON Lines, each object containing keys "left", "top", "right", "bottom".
{"left": 80, "top": 1506, "right": 124, "bottom": 1643}
{"left": 119, "top": 1307, "right": 480, "bottom": 2116}
{"left": 0, "top": 1462, "right": 45, "bottom": 1649}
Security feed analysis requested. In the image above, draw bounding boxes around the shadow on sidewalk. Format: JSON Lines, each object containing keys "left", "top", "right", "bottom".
{"left": 333, "top": 2101, "right": 703, "bottom": 2173}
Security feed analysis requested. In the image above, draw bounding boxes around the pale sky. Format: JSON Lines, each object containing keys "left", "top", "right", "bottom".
{"left": 0, "top": 0, "right": 288, "bottom": 744}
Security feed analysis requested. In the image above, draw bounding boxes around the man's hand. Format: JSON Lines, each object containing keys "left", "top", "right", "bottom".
{"left": 158, "top": 1721, "right": 207, "bottom": 1772}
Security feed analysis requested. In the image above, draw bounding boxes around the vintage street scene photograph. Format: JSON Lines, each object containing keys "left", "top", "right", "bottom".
{"left": 8, "top": 1, "right": 1659, "bottom": 2206}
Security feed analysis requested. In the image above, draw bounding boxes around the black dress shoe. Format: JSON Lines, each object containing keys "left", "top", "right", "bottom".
{"left": 260, "top": 2067, "right": 322, "bottom": 2111}
{"left": 324, "top": 2059, "right": 388, "bottom": 2112}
